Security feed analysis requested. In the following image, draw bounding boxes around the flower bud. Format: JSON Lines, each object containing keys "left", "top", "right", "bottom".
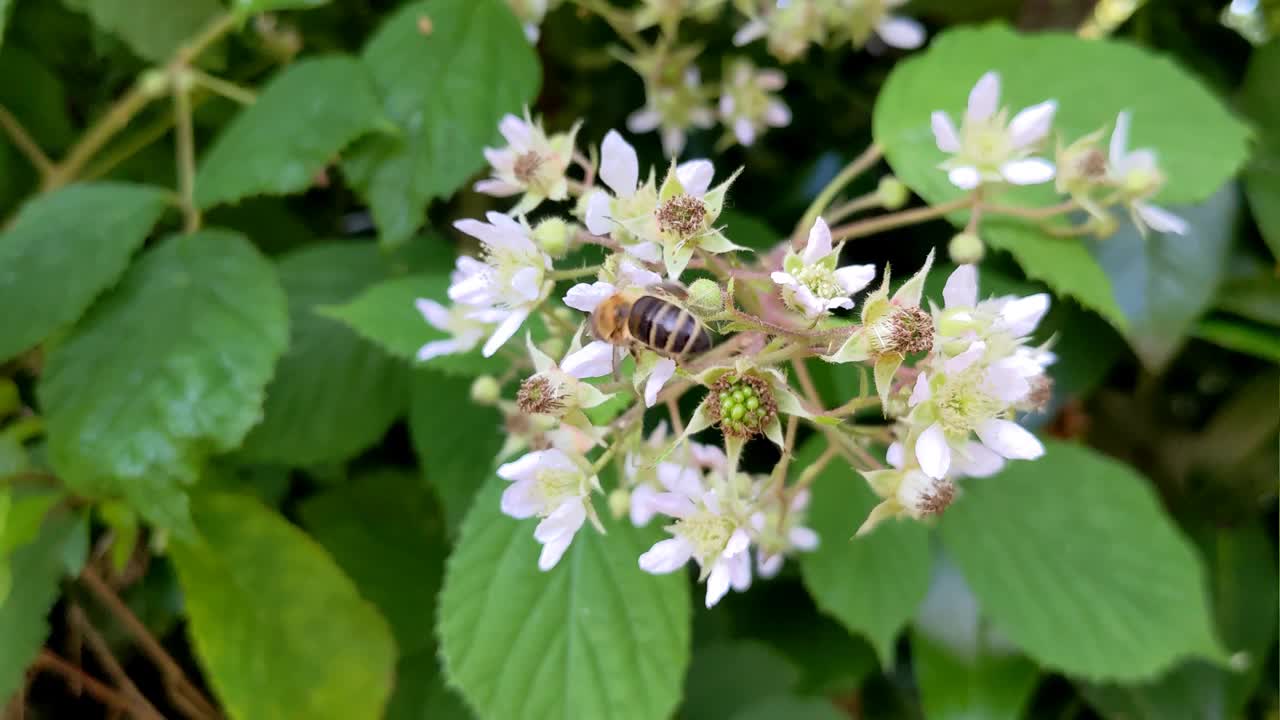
{"left": 686, "top": 278, "right": 722, "bottom": 315}
{"left": 608, "top": 488, "right": 631, "bottom": 519}
{"left": 138, "top": 69, "right": 170, "bottom": 98}
{"left": 470, "top": 375, "right": 501, "bottom": 406}
{"left": 533, "top": 217, "right": 573, "bottom": 258}
{"left": 948, "top": 232, "right": 985, "bottom": 265}
{"left": 877, "top": 176, "right": 909, "bottom": 210}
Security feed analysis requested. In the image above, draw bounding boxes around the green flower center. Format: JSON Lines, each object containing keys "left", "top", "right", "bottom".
{"left": 793, "top": 264, "right": 842, "bottom": 300}
{"left": 656, "top": 193, "right": 708, "bottom": 238}
{"left": 674, "top": 511, "right": 735, "bottom": 564}
{"left": 534, "top": 468, "right": 581, "bottom": 510}
{"left": 707, "top": 374, "right": 777, "bottom": 438}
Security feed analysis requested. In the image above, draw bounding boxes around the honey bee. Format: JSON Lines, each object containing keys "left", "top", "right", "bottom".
{"left": 591, "top": 285, "right": 713, "bottom": 360}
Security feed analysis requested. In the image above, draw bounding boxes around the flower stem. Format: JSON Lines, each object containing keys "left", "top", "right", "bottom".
{"left": 173, "top": 85, "right": 200, "bottom": 233}
{"left": 792, "top": 143, "right": 883, "bottom": 244}
{"left": 550, "top": 265, "right": 602, "bottom": 280}
{"left": 570, "top": 0, "right": 647, "bottom": 51}
{"left": 0, "top": 105, "right": 54, "bottom": 178}
{"left": 824, "top": 190, "right": 883, "bottom": 225}
{"left": 188, "top": 69, "right": 258, "bottom": 105}
{"left": 830, "top": 194, "right": 975, "bottom": 244}
{"left": 980, "top": 198, "right": 1081, "bottom": 221}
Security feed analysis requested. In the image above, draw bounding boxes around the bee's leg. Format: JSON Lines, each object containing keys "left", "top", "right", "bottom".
{"left": 611, "top": 346, "right": 623, "bottom": 383}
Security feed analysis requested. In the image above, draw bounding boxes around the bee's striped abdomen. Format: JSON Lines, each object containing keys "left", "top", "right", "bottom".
{"left": 628, "top": 295, "right": 712, "bottom": 358}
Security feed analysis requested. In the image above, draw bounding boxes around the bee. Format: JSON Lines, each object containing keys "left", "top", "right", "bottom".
{"left": 591, "top": 285, "right": 713, "bottom": 360}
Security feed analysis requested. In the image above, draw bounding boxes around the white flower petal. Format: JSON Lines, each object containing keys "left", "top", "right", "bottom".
{"left": 1008, "top": 100, "right": 1057, "bottom": 148}
{"left": 474, "top": 178, "right": 522, "bottom": 196}
{"left": 627, "top": 108, "right": 662, "bottom": 133}
{"left": 802, "top": 217, "right": 833, "bottom": 265}
{"left": 728, "top": 552, "right": 752, "bottom": 591}
{"left": 618, "top": 259, "right": 662, "bottom": 288}
{"left": 952, "top": 441, "right": 1005, "bottom": 478}
{"left": 639, "top": 537, "right": 694, "bottom": 574}
{"left": 909, "top": 373, "right": 931, "bottom": 407}
{"left": 511, "top": 266, "right": 542, "bottom": 302}
{"left": 584, "top": 190, "right": 614, "bottom": 235}
{"left": 733, "top": 117, "right": 757, "bottom": 146}
{"left": 705, "top": 561, "right": 732, "bottom": 607}
{"left": 676, "top": 159, "right": 715, "bottom": 197}
{"left": 764, "top": 100, "right": 792, "bottom": 128}
{"left": 626, "top": 241, "right": 662, "bottom": 263}
{"left": 733, "top": 18, "right": 767, "bottom": 46}
{"left": 534, "top": 500, "right": 587, "bottom": 544}
{"left": 943, "top": 264, "right": 979, "bottom": 309}
{"left": 948, "top": 166, "right": 981, "bottom": 189}
{"left": 975, "top": 419, "right": 1044, "bottom": 460}
{"left": 1109, "top": 111, "right": 1131, "bottom": 168}
{"left": 725, "top": 528, "right": 751, "bottom": 557}
{"left": 791, "top": 284, "right": 827, "bottom": 318}
{"left": 498, "top": 114, "right": 532, "bottom": 148}
{"left": 481, "top": 308, "right": 528, "bottom": 357}
{"left": 538, "top": 534, "right": 573, "bottom": 571}
{"left": 789, "top": 526, "right": 819, "bottom": 551}
{"left": 629, "top": 484, "right": 659, "bottom": 527}
{"left": 650, "top": 492, "right": 697, "bottom": 519}
{"left": 945, "top": 340, "right": 986, "bottom": 374}
{"left": 757, "top": 552, "right": 784, "bottom": 578}
{"left": 1000, "top": 158, "right": 1056, "bottom": 185}
{"left": 983, "top": 361, "right": 1031, "bottom": 404}
{"left": 1000, "top": 293, "right": 1051, "bottom": 336}
{"left": 833, "top": 263, "right": 877, "bottom": 294}
{"left": 876, "top": 16, "right": 926, "bottom": 49}
{"left": 770, "top": 271, "right": 798, "bottom": 287}
{"left": 500, "top": 479, "right": 540, "bottom": 518}
{"left": 931, "top": 111, "right": 961, "bottom": 153}
{"left": 966, "top": 71, "right": 1000, "bottom": 124}
{"left": 656, "top": 462, "right": 701, "bottom": 496}
{"left": 564, "top": 281, "right": 616, "bottom": 313}
{"left": 644, "top": 357, "right": 677, "bottom": 407}
{"left": 498, "top": 451, "right": 544, "bottom": 483}
{"left": 415, "top": 298, "right": 451, "bottom": 331}
{"left": 562, "top": 340, "right": 616, "bottom": 379}
{"left": 1136, "top": 203, "right": 1189, "bottom": 235}
{"left": 886, "top": 441, "right": 906, "bottom": 468}
{"left": 600, "top": 130, "right": 639, "bottom": 197}
{"left": 416, "top": 338, "right": 465, "bottom": 362}
{"left": 916, "top": 422, "right": 952, "bottom": 479}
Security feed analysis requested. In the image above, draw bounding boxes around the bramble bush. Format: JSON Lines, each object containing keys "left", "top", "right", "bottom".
{"left": 0, "top": 0, "right": 1277, "bottom": 718}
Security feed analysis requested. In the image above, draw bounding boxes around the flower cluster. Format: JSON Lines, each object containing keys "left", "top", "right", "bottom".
{"left": 932, "top": 71, "right": 1187, "bottom": 236}
{"left": 406, "top": 57, "right": 1192, "bottom": 604}
{"left": 734, "top": 0, "right": 926, "bottom": 63}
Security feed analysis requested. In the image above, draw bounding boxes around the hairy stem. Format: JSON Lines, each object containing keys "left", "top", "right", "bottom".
{"left": 71, "top": 607, "right": 168, "bottom": 720}
{"left": 980, "top": 198, "right": 1080, "bottom": 221}
{"left": 188, "top": 69, "right": 258, "bottom": 105}
{"left": 824, "top": 190, "right": 883, "bottom": 226}
{"left": 34, "top": 651, "right": 136, "bottom": 716}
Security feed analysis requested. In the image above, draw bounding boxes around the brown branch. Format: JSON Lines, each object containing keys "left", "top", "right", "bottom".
{"left": 79, "top": 568, "right": 218, "bottom": 719}
{"left": 34, "top": 651, "right": 136, "bottom": 716}
{"left": 829, "top": 195, "right": 974, "bottom": 244}
{"left": 71, "top": 606, "right": 167, "bottom": 720}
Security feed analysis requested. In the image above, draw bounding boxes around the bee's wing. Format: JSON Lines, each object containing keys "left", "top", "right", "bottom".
{"left": 651, "top": 282, "right": 688, "bottom": 301}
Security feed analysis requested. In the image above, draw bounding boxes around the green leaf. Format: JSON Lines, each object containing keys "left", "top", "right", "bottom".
{"left": 300, "top": 470, "right": 469, "bottom": 718}
{"left": 39, "top": 230, "right": 288, "bottom": 533}
{"left": 938, "top": 440, "right": 1227, "bottom": 681}
{"left": 196, "top": 57, "right": 386, "bottom": 209}
{"left": 321, "top": 272, "right": 494, "bottom": 377}
{"left": 1089, "top": 185, "right": 1240, "bottom": 371}
{"left": 729, "top": 696, "right": 846, "bottom": 720}
{"left": 232, "top": 0, "right": 329, "bottom": 15}
{"left": 0, "top": 182, "right": 169, "bottom": 362}
{"left": 62, "top": 0, "right": 223, "bottom": 63}
{"left": 438, "top": 476, "right": 691, "bottom": 720}
{"left": 409, "top": 370, "right": 504, "bottom": 532}
{"left": 1215, "top": 253, "right": 1280, "bottom": 326}
{"left": 239, "top": 243, "right": 408, "bottom": 466}
{"left": 0, "top": 502, "right": 88, "bottom": 704}
{"left": 1240, "top": 39, "right": 1280, "bottom": 260}
{"left": 981, "top": 219, "right": 1126, "bottom": 330}
{"left": 796, "top": 439, "right": 932, "bottom": 667}
{"left": 343, "top": 0, "right": 540, "bottom": 246}
{"left": 1193, "top": 315, "right": 1280, "bottom": 362}
{"left": 875, "top": 24, "right": 1249, "bottom": 209}
{"left": 0, "top": 1, "right": 12, "bottom": 51}
{"left": 171, "top": 492, "right": 397, "bottom": 720}
{"left": 911, "top": 556, "right": 1039, "bottom": 720}
{"left": 720, "top": 210, "right": 780, "bottom": 251}
{"left": 299, "top": 470, "right": 446, "bottom": 655}
{"left": 1080, "top": 523, "right": 1279, "bottom": 720}
{"left": 681, "top": 641, "right": 801, "bottom": 720}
